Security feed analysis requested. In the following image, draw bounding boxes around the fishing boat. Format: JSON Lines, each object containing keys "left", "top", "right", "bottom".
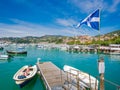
{"left": 13, "top": 65, "right": 37, "bottom": 87}
{"left": 6, "top": 50, "right": 27, "bottom": 55}
{"left": 63, "top": 65, "right": 99, "bottom": 90}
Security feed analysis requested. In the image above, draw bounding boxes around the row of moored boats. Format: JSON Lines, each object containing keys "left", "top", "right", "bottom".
{"left": 0, "top": 47, "right": 27, "bottom": 60}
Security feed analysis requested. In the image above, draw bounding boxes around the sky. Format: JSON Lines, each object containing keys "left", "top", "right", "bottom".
{"left": 0, "top": 0, "right": 120, "bottom": 37}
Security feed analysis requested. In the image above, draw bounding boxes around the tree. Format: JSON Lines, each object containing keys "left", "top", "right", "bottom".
{"left": 56, "top": 38, "right": 63, "bottom": 44}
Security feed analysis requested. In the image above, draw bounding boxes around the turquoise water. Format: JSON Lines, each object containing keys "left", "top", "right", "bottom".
{"left": 0, "top": 46, "right": 120, "bottom": 90}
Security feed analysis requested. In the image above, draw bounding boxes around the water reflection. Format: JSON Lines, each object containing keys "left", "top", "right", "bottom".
{"left": 0, "top": 54, "right": 27, "bottom": 63}
{"left": 109, "top": 55, "right": 120, "bottom": 61}
{"left": 10, "top": 54, "right": 27, "bottom": 58}
{"left": 0, "top": 58, "right": 13, "bottom": 63}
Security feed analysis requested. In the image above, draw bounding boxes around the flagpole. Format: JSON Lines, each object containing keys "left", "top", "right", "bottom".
{"left": 98, "top": 8, "right": 101, "bottom": 56}
{"left": 98, "top": 8, "right": 105, "bottom": 90}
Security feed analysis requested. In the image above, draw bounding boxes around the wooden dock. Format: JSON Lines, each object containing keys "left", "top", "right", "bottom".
{"left": 36, "top": 61, "right": 99, "bottom": 90}
{"left": 37, "top": 62, "right": 67, "bottom": 90}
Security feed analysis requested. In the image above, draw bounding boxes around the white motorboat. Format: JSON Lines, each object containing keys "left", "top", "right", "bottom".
{"left": 109, "top": 44, "right": 120, "bottom": 55}
{"left": 63, "top": 65, "right": 99, "bottom": 90}
{"left": 13, "top": 65, "right": 37, "bottom": 87}
{"left": 0, "top": 54, "right": 9, "bottom": 60}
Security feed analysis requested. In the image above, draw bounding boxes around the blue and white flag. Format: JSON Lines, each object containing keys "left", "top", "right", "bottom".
{"left": 77, "top": 9, "right": 100, "bottom": 30}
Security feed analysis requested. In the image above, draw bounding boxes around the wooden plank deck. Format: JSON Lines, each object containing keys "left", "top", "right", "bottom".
{"left": 37, "top": 62, "right": 66, "bottom": 90}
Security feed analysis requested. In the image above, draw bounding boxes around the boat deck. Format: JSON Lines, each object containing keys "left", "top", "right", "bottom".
{"left": 37, "top": 62, "right": 66, "bottom": 90}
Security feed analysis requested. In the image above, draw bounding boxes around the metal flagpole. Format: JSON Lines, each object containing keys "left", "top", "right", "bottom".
{"left": 98, "top": 8, "right": 105, "bottom": 90}
{"left": 98, "top": 8, "right": 101, "bottom": 57}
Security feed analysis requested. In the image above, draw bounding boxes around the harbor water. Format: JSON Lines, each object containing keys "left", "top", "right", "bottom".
{"left": 0, "top": 46, "right": 120, "bottom": 90}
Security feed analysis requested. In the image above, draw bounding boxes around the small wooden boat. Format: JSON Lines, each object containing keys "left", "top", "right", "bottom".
{"left": 63, "top": 65, "right": 99, "bottom": 90}
{"left": 0, "top": 54, "right": 9, "bottom": 60}
{"left": 13, "top": 65, "right": 37, "bottom": 87}
{"left": 6, "top": 50, "right": 27, "bottom": 55}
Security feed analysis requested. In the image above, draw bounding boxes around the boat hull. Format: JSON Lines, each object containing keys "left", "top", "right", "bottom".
{"left": 7, "top": 50, "right": 27, "bottom": 55}
{"left": 16, "top": 76, "right": 34, "bottom": 88}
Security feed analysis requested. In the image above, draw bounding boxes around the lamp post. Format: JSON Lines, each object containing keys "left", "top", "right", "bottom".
{"left": 98, "top": 57, "right": 105, "bottom": 90}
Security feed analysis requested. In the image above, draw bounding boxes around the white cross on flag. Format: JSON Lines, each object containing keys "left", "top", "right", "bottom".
{"left": 77, "top": 9, "right": 100, "bottom": 30}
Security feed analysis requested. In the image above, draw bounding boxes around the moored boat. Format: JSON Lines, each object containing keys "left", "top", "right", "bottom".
{"left": 13, "top": 65, "right": 37, "bottom": 87}
{"left": 6, "top": 50, "right": 27, "bottom": 55}
{"left": 63, "top": 65, "right": 99, "bottom": 90}
{"left": 0, "top": 54, "right": 9, "bottom": 60}
{"left": 109, "top": 44, "right": 120, "bottom": 55}
{"left": 36, "top": 45, "right": 44, "bottom": 49}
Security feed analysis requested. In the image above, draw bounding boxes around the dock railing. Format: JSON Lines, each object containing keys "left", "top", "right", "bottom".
{"left": 65, "top": 68, "right": 120, "bottom": 90}
{"left": 37, "top": 61, "right": 120, "bottom": 90}
{"left": 65, "top": 68, "right": 98, "bottom": 90}
{"left": 96, "top": 76, "right": 120, "bottom": 90}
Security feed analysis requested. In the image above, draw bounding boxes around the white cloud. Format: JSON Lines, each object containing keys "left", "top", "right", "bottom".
{"left": 69, "top": 0, "right": 104, "bottom": 13}
{"left": 56, "top": 18, "right": 77, "bottom": 27}
{"left": 62, "top": 29, "right": 79, "bottom": 36}
{"left": 0, "top": 19, "right": 78, "bottom": 37}
{"left": 0, "top": 20, "right": 50, "bottom": 37}
{"left": 0, "top": 19, "right": 118, "bottom": 38}
{"left": 69, "top": 0, "right": 120, "bottom": 13}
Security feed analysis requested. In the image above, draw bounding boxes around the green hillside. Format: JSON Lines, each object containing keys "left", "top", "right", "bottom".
{"left": 105, "top": 30, "right": 120, "bottom": 36}
{"left": 0, "top": 35, "right": 68, "bottom": 44}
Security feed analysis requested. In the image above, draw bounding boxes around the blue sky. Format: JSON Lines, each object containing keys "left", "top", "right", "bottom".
{"left": 0, "top": 0, "right": 120, "bottom": 37}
